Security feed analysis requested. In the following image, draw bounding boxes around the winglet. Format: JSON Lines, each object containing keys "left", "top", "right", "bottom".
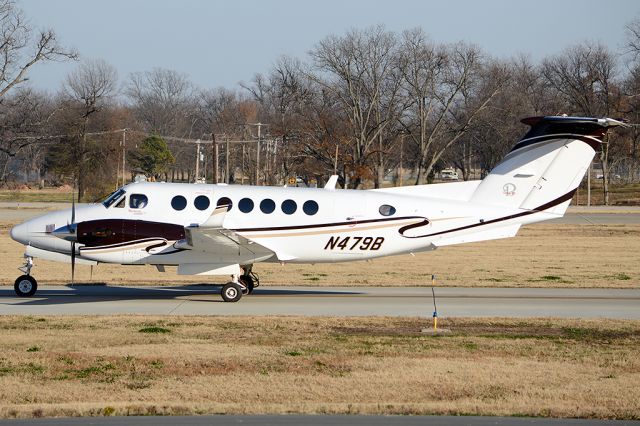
{"left": 200, "top": 205, "right": 229, "bottom": 228}
{"left": 324, "top": 175, "right": 339, "bottom": 190}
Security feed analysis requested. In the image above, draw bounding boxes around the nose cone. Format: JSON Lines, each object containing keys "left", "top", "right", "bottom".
{"left": 10, "top": 222, "right": 29, "bottom": 245}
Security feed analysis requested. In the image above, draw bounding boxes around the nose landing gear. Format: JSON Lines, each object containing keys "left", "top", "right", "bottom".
{"left": 15, "top": 255, "right": 37, "bottom": 297}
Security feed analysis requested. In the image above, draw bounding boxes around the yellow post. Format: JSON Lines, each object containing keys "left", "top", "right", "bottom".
{"left": 432, "top": 274, "right": 438, "bottom": 331}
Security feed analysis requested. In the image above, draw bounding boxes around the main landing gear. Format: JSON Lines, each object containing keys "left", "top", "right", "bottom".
{"left": 15, "top": 255, "right": 37, "bottom": 297}
{"left": 220, "top": 265, "right": 259, "bottom": 303}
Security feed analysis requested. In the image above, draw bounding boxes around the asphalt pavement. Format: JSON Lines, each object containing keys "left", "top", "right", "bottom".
{"left": 0, "top": 285, "right": 638, "bottom": 318}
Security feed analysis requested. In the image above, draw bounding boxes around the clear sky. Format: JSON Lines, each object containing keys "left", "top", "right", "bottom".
{"left": 19, "top": 0, "right": 640, "bottom": 93}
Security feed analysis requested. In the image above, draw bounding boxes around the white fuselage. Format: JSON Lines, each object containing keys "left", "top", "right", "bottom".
{"left": 10, "top": 180, "right": 556, "bottom": 270}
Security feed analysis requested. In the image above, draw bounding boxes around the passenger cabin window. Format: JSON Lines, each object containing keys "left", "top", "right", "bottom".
{"left": 379, "top": 204, "right": 396, "bottom": 216}
{"left": 102, "top": 188, "right": 126, "bottom": 208}
{"left": 239, "top": 198, "right": 254, "bottom": 213}
{"left": 216, "top": 197, "right": 233, "bottom": 211}
{"left": 194, "top": 195, "right": 210, "bottom": 211}
{"left": 129, "top": 194, "right": 148, "bottom": 209}
{"left": 281, "top": 199, "right": 297, "bottom": 215}
{"left": 303, "top": 200, "right": 319, "bottom": 216}
{"left": 260, "top": 199, "right": 275, "bottom": 214}
{"left": 171, "top": 195, "right": 187, "bottom": 211}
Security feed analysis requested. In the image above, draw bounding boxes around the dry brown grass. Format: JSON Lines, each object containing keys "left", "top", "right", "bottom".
{"left": 0, "top": 220, "right": 638, "bottom": 288}
{"left": 0, "top": 315, "right": 638, "bottom": 419}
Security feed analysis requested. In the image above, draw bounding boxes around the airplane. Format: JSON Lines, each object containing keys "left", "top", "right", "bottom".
{"left": 9, "top": 116, "right": 625, "bottom": 302}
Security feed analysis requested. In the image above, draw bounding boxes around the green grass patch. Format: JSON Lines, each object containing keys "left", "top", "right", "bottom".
{"left": 138, "top": 326, "right": 170, "bottom": 334}
{"left": 540, "top": 275, "right": 562, "bottom": 281}
{"left": 26, "top": 346, "right": 40, "bottom": 352}
{"left": 611, "top": 273, "right": 631, "bottom": 281}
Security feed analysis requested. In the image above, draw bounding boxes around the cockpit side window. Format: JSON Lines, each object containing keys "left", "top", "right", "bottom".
{"left": 129, "top": 194, "right": 148, "bottom": 209}
{"left": 114, "top": 197, "right": 125, "bottom": 208}
{"left": 102, "top": 188, "right": 126, "bottom": 208}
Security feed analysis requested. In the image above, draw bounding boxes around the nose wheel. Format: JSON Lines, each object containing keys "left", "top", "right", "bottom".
{"left": 14, "top": 275, "right": 37, "bottom": 297}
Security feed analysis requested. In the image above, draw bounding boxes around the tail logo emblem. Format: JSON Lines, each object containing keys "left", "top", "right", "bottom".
{"left": 503, "top": 183, "right": 516, "bottom": 196}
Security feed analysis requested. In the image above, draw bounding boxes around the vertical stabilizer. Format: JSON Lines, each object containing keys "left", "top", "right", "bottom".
{"left": 470, "top": 116, "right": 624, "bottom": 215}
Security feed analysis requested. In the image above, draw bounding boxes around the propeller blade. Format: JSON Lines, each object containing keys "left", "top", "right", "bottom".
{"left": 71, "top": 241, "right": 76, "bottom": 284}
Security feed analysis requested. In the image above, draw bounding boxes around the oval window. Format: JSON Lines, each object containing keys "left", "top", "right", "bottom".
{"left": 281, "top": 199, "right": 297, "bottom": 215}
{"left": 129, "top": 194, "right": 148, "bottom": 209}
{"left": 171, "top": 195, "right": 187, "bottom": 211}
{"left": 239, "top": 198, "right": 254, "bottom": 213}
{"left": 303, "top": 200, "right": 319, "bottom": 215}
{"left": 260, "top": 199, "right": 275, "bottom": 214}
{"left": 194, "top": 195, "right": 210, "bottom": 211}
{"left": 379, "top": 204, "right": 396, "bottom": 216}
{"left": 216, "top": 197, "right": 233, "bottom": 211}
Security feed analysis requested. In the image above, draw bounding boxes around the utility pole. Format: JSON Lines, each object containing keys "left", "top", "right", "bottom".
{"left": 195, "top": 139, "right": 201, "bottom": 183}
{"left": 248, "top": 123, "right": 268, "bottom": 185}
{"left": 225, "top": 135, "right": 230, "bottom": 184}
{"left": 256, "top": 123, "right": 261, "bottom": 185}
{"left": 399, "top": 133, "right": 404, "bottom": 186}
{"left": 241, "top": 144, "right": 245, "bottom": 185}
{"left": 121, "top": 129, "right": 127, "bottom": 187}
{"left": 213, "top": 133, "right": 219, "bottom": 184}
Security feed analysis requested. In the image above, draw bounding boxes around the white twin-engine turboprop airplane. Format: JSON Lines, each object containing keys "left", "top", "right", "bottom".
{"left": 9, "top": 116, "right": 624, "bottom": 302}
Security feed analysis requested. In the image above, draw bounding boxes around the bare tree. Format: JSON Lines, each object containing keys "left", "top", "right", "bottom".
{"left": 0, "top": 87, "right": 55, "bottom": 182}
{"left": 56, "top": 59, "right": 118, "bottom": 200}
{"left": 126, "top": 68, "right": 196, "bottom": 136}
{"left": 0, "top": 0, "right": 77, "bottom": 99}
{"left": 308, "top": 26, "right": 403, "bottom": 188}
{"left": 242, "top": 56, "right": 319, "bottom": 184}
{"left": 626, "top": 17, "right": 640, "bottom": 61}
{"left": 398, "top": 30, "right": 505, "bottom": 183}
{"left": 542, "top": 43, "right": 619, "bottom": 204}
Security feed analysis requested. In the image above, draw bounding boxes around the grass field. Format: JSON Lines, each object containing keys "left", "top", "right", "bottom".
{"left": 0, "top": 189, "right": 76, "bottom": 203}
{"left": 0, "top": 316, "right": 637, "bottom": 419}
{"left": 1, "top": 221, "right": 637, "bottom": 288}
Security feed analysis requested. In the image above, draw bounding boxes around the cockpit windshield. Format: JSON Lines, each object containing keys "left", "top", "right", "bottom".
{"left": 102, "top": 188, "right": 126, "bottom": 208}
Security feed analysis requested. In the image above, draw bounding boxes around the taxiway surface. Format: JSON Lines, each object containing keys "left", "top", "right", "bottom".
{"left": 0, "top": 285, "right": 638, "bottom": 318}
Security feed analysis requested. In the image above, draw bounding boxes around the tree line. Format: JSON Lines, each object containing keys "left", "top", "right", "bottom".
{"left": 1, "top": 0, "right": 640, "bottom": 204}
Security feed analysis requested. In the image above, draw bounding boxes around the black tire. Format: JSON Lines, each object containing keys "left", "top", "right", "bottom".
{"left": 239, "top": 275, "right": 255, "bottom": 294}
{"left": 221, "top": 282, "right": 242, "bottom": 302}
{"left": 14, "top": 275, "right": 37, "bottom": 297}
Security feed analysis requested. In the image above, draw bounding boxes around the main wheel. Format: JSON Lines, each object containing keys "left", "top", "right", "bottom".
{"left": 221, "top": 282, "right": 243, "bottom": 302}
{"left": 239, "top": 275, "right": 255, "bottom": 294}
{"left": 14, "top": 275, "right": 37, "bottom": 297}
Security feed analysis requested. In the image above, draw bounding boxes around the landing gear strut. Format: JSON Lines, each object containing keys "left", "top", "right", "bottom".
{"left": 220, "top": 264, "right": 259, "bottom": 302}
{"left": 15, "top": 255, "right": 37, "bottom": 297}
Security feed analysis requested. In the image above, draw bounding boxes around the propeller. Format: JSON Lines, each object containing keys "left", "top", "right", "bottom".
{"left": 50, "top": 175, "right": 79, "bottom": 284}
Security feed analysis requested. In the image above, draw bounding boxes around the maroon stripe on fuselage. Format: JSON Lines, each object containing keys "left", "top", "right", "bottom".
{"left": 77, "top": 219, "right": 185, "bottom": 247}
{"left": 407, "top": 189, "right": 576, "bottom": 239}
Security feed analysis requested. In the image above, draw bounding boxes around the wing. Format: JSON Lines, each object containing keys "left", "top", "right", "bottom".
{"left": 174, "top": 205, "right": 275, "bottom": 260}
